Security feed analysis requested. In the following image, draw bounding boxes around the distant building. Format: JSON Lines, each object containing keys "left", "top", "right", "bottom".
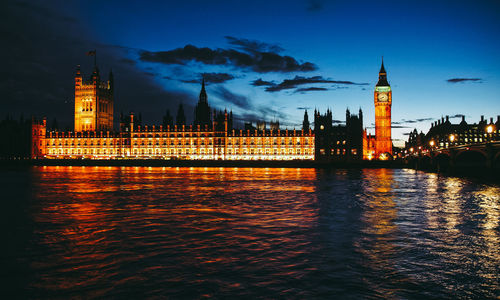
{"left": 406, "top": 115, "right": 500, "bottom": 150}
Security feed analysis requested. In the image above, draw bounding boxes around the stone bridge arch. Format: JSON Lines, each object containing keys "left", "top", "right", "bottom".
{"left": 454, "top": 150, "right": 487, "bottom": 167}
{"left": 494, "top": 151, "right": 500, "bottom": 169}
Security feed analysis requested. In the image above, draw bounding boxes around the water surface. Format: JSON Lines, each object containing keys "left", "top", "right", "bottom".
{"left": 1, "top": 167, "right": 499, "bottom": 298}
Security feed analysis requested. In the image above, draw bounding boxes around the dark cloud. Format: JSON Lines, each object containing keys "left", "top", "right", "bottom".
{"left": 251, "top": 78, "right": 275, "bottom": 86}
{"left": 202, "top": 72, "right": 235, "bottom": 83}
{"left": 297, "top": 106, "right": 311, "bottom": 110}
{"left": 264, "top": 75, "right": 368, "bottom": 92}
{"left": 416, "top": 117, "right": 434, "bottom": 122}
{"left": 449, "top": 114, "right": 465, "bottom": 119}
{"left": 212, "top": 87, "right": 252, "bottom": 109}
{"left": 1, "top": 1, "right": 196, "bottom": 127}
{"left": 446, "top": 78, "right": 482, "bottom": 83}
{"left": 180, "top": 72, "right": 235, "bottom": 84}
{"left": 294, "top": 87, "right": 328, "bottom": 93}
{"left": 119, "top": 58, "right": 136, "bottom": 65}
{"left": 225, "top": 36, "right": 284, "bottom": 53}
{"left": 392, "top": 117, "right": 434, "bottom": 125}
{"left": 139, "top": 44, "right": 317, "bottom": 73}
{"left": 11, "top": 0, "right": 77, "bottom": 23}
{"left": 332, "top": 120, "right": 345, "bottom": 124}
{"left": 211, "top": 87, "right": 290, "bottom": 126}
{"left": 306, "top": 0, "right": 324, "bottom": 11}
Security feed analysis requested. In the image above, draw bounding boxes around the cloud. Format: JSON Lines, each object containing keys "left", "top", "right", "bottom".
{"left": 306, "top": 0, "right": 324, "bottom": 11}
{"left": 180, "top": 72, "right": 235, "bottom": 84}
{"left": 11, "top": 1, "right": 77, "bottom": 23}
{"left": 225, "top": 36, "right": 284, "bottom": 53}
{"left": 211, "top": 86, "right": 290, "bottom": 126}
{"left": 294, "top": 87, "right": 328, "bottom": 93}
{"left": 0, "top": 1, "right": 199, "bottom": 127}
{"left": 251, "top": 78, "right": 275, "bottom": 86}
{"left": 332, "top": 120, "right": 345, "bottom": 124}
{"left": 446, "top": 78, "right": 482, "bottom": 83}
{"left": 212, "top": 86, "right": 252, "bottom": 109}
{"left": 119, "top": 58, "right": 136, "bottom": 65}
{"left": 392, "top": 117, "right": 434, "bottom": 125}
{"left": 139, "top": 44, "right": 317, "bottom": 73}
{"left": 202, "top": 72, "right": 235, "bottom": 83}
{"left": 449, "top": 114, "right": 465, "bottom": 119}
{"left": 264, "top": 75, "right": 368, "bottom": 92}
{"left": 297, "top": 106, "right": 311, "bottom": 110}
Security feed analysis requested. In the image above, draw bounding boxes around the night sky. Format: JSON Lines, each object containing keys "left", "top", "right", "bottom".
{"left": 3, "top": 0, "right": 500, "bottom": 146}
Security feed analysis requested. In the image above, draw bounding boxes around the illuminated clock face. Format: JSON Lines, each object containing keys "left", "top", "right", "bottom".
{"left": 378, "top": 93, "right": 388, "bottom": 102}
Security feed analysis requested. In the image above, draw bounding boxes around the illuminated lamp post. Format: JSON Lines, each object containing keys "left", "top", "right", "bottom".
{"left": 449, "top": 134, "right": 455, "bottom": 146}
{"left": 486, "top": 124, "right": 495, "bottom": 142}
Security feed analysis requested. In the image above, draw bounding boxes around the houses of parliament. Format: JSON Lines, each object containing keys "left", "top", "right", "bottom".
{"left": 31, "top": 59, "right": 393, "bottom": 161}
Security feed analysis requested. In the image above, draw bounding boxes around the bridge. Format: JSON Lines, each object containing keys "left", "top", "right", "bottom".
{"left": 404, "top": 141, "right": 500, "bottom": 172}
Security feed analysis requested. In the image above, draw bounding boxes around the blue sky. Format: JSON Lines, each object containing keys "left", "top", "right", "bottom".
{"left": 3, "top": 0, "right": 500, "bottom": 145}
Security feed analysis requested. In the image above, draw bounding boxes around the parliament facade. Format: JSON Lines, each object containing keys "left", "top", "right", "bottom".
{"left": 31, "top": 59, "right": 393, "bottom": 161}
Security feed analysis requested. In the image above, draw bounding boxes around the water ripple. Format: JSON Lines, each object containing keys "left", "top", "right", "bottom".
{"left": 1, "top": 167, "right": 498, "bottom": 298}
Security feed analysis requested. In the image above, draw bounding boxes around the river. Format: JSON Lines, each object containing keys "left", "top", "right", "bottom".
{"left": 1, "top": 166, "right": 498, "bottom": 298}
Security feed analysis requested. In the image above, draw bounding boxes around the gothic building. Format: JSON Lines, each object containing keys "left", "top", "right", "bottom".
{"left": 31, "top": 58, "right": 401, "bottom": 162}
{"left": 32, "top": 63, "right": 313, "bottom": 160}
{"left": 74, "top": 65, "right": 114, "bottom": 132}
{"left": 314, "top": 108, "right": 364, "bottom": 161}
{"left": 364, "top": 58, "right": 393, "bottom": 160}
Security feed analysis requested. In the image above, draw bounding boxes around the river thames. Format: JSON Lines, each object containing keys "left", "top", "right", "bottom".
{"left": 1, "top": 166, "right": 499, "bottom": 298}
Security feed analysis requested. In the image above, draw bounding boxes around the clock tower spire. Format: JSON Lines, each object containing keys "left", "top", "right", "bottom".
{"left": 374, "top": 57, "right": 392, "bottom": 159}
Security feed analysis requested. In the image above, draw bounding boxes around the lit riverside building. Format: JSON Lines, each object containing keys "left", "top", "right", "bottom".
{"left": 31, "top": 63, "right": 314, "bottom": 160}
{"left": 31, "top": 60, "right": 394, "bottom": 161}
{"left": 363, "top": 58, "right": 393, "bottom": 160}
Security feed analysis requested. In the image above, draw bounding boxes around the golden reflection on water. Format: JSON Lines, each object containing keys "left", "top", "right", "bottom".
{"left": 24, "top": 166, "right": 500, "bottom": 298}
{"left": 32, "top": 166, "right": 321, "bottom": 291}
{"left": 357, "top": 168, "right": 402, "bottom": 295}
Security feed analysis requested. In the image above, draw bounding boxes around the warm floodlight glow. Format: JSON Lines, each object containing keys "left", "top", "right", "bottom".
{"left": 429, "top": 140, "right": 435, "bottom": 147}
{"left": 449, "top": 134, "right": 455, "bottom": 142}
{"left": 379, "top": 153, "right": 389, "bottom": 160}
{"left": 486, "top": 125, "right": 494, "bottom": 134}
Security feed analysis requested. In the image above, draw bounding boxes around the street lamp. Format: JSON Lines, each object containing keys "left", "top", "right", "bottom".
{"left": 449, "top": 134, "right": 455, "bottom": 143}
{"left": 429, "top": 140, "right": 435, "bottom": 147}
{"left": 486, "top": 124, "right": 495, "bottom": 142}
{"left": 486, "top": 125, "right": 494, "bottom": 134}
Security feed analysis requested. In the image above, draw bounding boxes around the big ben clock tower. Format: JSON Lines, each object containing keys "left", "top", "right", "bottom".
{"left": 374, "top": 58, "right": 392, "bottom": 158}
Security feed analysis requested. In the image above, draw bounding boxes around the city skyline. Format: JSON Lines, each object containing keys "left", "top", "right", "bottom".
{"left": 3, "top": 0, "right": 500, "bottom": 147}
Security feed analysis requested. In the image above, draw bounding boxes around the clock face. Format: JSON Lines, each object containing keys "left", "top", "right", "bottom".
{"left": 377, "top": 93, "right": 388, "bottom": 102}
